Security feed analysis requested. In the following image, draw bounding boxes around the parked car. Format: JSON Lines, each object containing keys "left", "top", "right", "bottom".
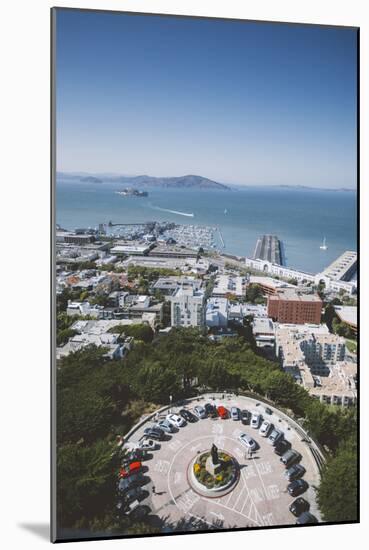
{"left": 193, "top": 405, "right": 206, "bottom": 419}
{"left": 284, "top": 464, "right": 306, "bottom": 481}
{"left": 231, "top": 407, "right": 240, "bottom": 421}
{"left": 122, "top": 486, "right": 144, "bottom": 505}
{"left": 289, "top": 497, "right": 310, "bottom": 517}
{"left": 179, "top": 409, "right": 197, "bottom": 423}
{"left": 264, "top": 407, "right": 273, "bottom": 415}
{"left": 204, "top": 403, "right": 217, "bottom": 417}
{"left": 123, "top": 448, "right": 147, "bottom": 462}
{"left": 217, "top": 405, "right": 228, "bottom": 419}
{"left": 166, "top": 413, "right": 186, "bottom": 428}
{"left": 156, "top": 419, "right": 175, "bottom": 433}
{"left": 117, "top": 473, "right": 142, "bottom": 492}
{"left": 138, "top": 439, "right": 157, "bottom": 451}
{"left": 259, "top": 420, "right": 273, "bottom": 437}
{"left": 119, "top": 461, "right": 142, "bottom": 479}
{"left": 241, "top": 409, "right": 251, "bottom": 424}
{"left": 238, "top": 432, "right": 257, "bottom": 451}
{"left": 287, "top": 479, "right": 309, "bottom": 497}
{"left": 143, "top": 426, "right": 165, "bottom": 441}
{"left": 296, "top": 512, "right": 318, "bottom": 525}
{"left": 280, "top": 449, "right": 302, "bottom": 467}
{"left": 268, "top": 428, "right": 284, "bottom": 446}
{"left": 251, "top": 412, "right": 261, "bottom": 429}
{"left": 127, "top": 504, "right": 151, "bottom": 520}
{"left": 274, "top": 439, "right": 291, "bottom": 456}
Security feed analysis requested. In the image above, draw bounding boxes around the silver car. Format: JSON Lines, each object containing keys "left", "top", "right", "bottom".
{"left": 193, "top": 405, "right": 206, "bottom": 419}
{"left": 238, "top": 432, "right": 257, "bottom": 451}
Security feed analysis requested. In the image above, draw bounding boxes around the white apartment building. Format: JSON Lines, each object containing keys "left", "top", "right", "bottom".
{"left": 245, "top": 254, "right": 357, "bottom": 295}
{"left": 275, "top": 324, "right": 346, "bottom": 379}
{"left": 206, "top": 298, "right": 229, "bottom": 328}
{"left": 170, "top": 286, "right": 206, "bottom": 327}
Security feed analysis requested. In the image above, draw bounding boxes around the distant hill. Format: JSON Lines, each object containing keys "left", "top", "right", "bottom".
{"left": 57, "top": 172, "right": 230, "bottom": 190}
{"left": 80, "top": 176, "right": 103, "bottom": 183}
{"left": 106, "top": 174, "right": 229, "bottom": 190}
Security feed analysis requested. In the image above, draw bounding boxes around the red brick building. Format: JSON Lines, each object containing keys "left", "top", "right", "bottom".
{"left": 267, "top": 289, "right": 322, "bottom": 324}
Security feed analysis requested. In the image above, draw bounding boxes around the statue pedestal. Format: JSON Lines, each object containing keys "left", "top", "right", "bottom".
{"left": 206, "top": 456, "right": 222, "bottom": 476}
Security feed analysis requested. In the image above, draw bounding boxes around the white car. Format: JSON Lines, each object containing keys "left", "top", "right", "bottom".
{"left": 238, "top": 433, "right": 257, "bottom": 451}
{"left": 259, "top": 420, "right": 273, "bottom": 437}
{"left": 138, "top": 439, "right": 157, "bottom": 451}
{"left": 193, "top": 405, "right": 206, "bottom": 419}
{"left": 251, "top": 412, "right": 261, "bottom": 429}
{"left": 166, "top": 413, "right": 186, "bottom": 428}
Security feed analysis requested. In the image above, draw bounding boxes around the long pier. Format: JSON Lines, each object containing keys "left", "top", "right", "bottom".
{"left": 217, "top": 227, "right": 225, "bottom": 248}
{"left": 253, "top": 234, "right": 283, "bottom": 265}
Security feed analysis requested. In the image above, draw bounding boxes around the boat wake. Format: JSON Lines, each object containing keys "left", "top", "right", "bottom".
{"left": 148, "top": 204, "right": 194, "bottom": 217}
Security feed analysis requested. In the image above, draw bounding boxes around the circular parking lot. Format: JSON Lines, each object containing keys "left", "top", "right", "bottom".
{"left": 123, "top": 393, "right": 323, "bottom": 530}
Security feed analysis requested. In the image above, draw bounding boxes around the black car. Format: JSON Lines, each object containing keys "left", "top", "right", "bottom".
{"left": 265, "top": 407, "right": 273, "bottom": 415}
{"left": 241, "top": 409, "right": 251, "bottom": 425}
{"left": 287, "top": 479, "right": 309, "bottom": 497}
{"left": 284, "top": 464, "right": 306, "bottom": 482}
{"left": 274, "top": 439, "right": 291, "bottom": 456}
{"left": 289, "top": 497, "right": 310, "bottom": 517}
{"left": 123, "top": 448, "right": 147, "bottom": 463}
{"left": 117, "top": 473, "right": 142, "bottom": 493}
{"left": 179, "top": 409, "right": 197, "bottom": 423}
{"left": 143, "top": 426, "right": 164, "bottom": 441}
{"left": 128, "top": 504, "right": 151, "bottom": 520}
{"left": 296, "top": 512, "right": 318, "bottom": 525}
{"left": 204, "top": 403, "right": 217, "bottom": 418}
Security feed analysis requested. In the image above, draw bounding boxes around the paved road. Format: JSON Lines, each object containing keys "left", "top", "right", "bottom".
{"left": 124, "top": 394, "right": 321, "bottom": 532}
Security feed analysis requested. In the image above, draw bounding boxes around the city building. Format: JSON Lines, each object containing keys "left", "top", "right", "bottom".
{"left": 309, "top": 360, "right": 357, "bottom": 407}
{"left": 66, "top": 300, "right": 102, "bottom": 318}
{"left": 149, "top": 244, "right": 198, "bottom": 259}
{"left": 320, "top": 250, "right": 357, "bottom": 282}
{"left": 267, "top": 288, "right": 322, "bottom": 324}
{"left": 206, "top": 298, "right": 229, "bottom": 328}
{"left": 252, "top": 317, "right": 275, "bottom": 348}
{"left": 56, "top": 319, "right": 135, "bottom": 361}
{"left": 170, "top": 286, "right": 206, "bottom": 327}
{"left": 110, "top": 242, "right": 152, "bottom": 256}
{"left": 334, "top": 305, "right": 358, "bottom": 335}
{"left": 122, "top": 255, "right": 209, "bottom": 274}
{"left": 275, "top": 324, "right": 346, "bottom": 379}
{"left": 151, "top": 276, "right": 203, "bottom": 296}
{"left": 248, "top": 276, "right": 296, "bottom": 296}
{"left": 228, "top": 302, "right": 268, "bottom": 323}
{"left": 245, "top": 251, "right": 357, "bottom": 295}
{"left": 212, "top": 275, "right": 246, "bottom": 299}
{"left": 56, "top": 231, "right": 96, "bottom": 245}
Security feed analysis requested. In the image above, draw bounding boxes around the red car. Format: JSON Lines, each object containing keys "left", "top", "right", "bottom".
{"left": 118, "top": 461, "right": 142, "bottom": 479}
{"left": 217, "top": 405, "right": 228, "bottom": 419}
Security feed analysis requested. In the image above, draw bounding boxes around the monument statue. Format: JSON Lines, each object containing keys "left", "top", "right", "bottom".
{"left": 211, "top": 443, "right": 219, "bottom": 465}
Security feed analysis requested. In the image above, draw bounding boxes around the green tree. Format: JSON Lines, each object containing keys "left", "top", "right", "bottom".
{"left": 317, "top": 437, "right": 357, "bottom": 522}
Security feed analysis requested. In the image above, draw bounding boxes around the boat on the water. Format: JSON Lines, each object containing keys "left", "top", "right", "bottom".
{"left": 320, "top": 237, "right": 328, "bottom": 250}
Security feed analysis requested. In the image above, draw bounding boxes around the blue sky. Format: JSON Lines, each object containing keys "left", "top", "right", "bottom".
{"left": 55, "top": 9, "right": 358, "bottom": 188}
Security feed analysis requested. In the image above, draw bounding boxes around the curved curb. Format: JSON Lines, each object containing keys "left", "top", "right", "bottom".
{"left": 123, "top": 392, "right": 325, "bottom": 476}
{"left": 187, "top": 451, "right": 240, "bottom": 499}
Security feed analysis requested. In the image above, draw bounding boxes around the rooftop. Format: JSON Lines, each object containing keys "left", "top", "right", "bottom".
{"left": 334, "top": 305, "right": 357, "bottom": 327}
{"left": 269, "top": 288, "right": 322, "bottom": 303}
{"left": 321, "top": 250, "right": 357, "bottom": 281}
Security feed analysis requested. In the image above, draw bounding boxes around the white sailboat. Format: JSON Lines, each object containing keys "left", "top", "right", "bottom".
{"left": 224, "top": 208, "right": 228, "bottom": 215}
{"left": 320, "top": 237, "right": 328, "bottom": 250}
